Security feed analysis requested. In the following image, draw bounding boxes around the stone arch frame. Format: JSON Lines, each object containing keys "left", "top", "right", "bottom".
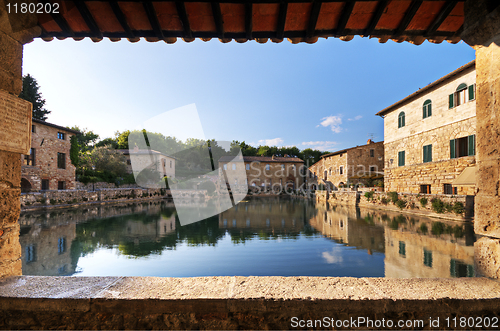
{"left": 20, "top": 178, "right": 32, "bottom": 193}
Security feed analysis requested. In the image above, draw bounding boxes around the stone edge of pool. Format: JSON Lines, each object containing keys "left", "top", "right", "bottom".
{"left": 1, "top": 276, "right": 500, "bottom": 329}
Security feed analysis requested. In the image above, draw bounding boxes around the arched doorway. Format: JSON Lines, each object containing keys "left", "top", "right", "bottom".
{"left": 21, "top": 178, "right": 32, "bottom": 193}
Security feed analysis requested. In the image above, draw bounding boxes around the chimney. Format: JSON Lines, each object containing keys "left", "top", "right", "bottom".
{"left": 284, "top": 154, "right": 289, "bottom": 158}
{"left": 272, "top": 155, "right": 276, "bottom": 160}
{"left": 367, "top": 139, "right": 373, "bottom": 144}
{"left": 134, "top": 144, "right": 139, "bottom": 152}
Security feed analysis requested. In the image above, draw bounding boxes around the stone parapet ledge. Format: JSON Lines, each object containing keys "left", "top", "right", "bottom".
{"left": 1, "top": 276, "right": 500, "bottom": 329}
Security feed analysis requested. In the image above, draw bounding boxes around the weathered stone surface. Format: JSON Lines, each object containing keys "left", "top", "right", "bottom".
{"left": 0, "top": 90, "right": 31, "bottom": 155}
{"left": 475, "top": 237, "right": 500, "bottom": 279}
{"left": 0, "top": 188, "right": 21, "bottom": 227}
{"left": 0, "top": 150, "right": 21, "bottom": 188}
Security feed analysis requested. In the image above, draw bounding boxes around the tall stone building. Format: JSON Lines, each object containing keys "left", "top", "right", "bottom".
{"left": 376, "top": 61, "right": 476, "bottom": 195}
{"left": 308, "top": 139, "right": 384, "bottom": 189}
{"left": 21, "top": 119, "right": 80, "bottom": 192}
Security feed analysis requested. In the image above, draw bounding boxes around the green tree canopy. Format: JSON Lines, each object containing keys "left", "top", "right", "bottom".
{"left": 19, "top": 74, "right": 51, "bottom": 120}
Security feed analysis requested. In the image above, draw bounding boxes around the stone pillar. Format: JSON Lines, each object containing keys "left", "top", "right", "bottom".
{"left": 0, "top": 1, "right": 39, "bottom": 278}
{"left": 462, "top": 1, "right": 500, "bottom": 278}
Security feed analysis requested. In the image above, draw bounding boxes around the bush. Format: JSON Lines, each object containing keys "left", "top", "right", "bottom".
{"left": 420, "top": 223, "right": 428, "bottom": 234}
{"left": 453, "top": 225, "right": 464, "bottom": 238}
{"left": 373, "top": 180, "right": 384, "bottom": 188}
{"left": 381, "top": 197, "right": 388, "bottom": 205}
{"left": 396, "top": 199, "right": 407, "bottom": 210}
{"left": 452, "top": 201, "right": 465, "bottom": 215}
{"left": 50, "top": 199, "right": 57, "bottom": 205}
{"left": 419, "top": 197, "right": 428, "bottom": 207}
{"left": 431, "top": 198, "right": 445, "bottom": 213}
{"left": 388, "top": 191, "right": 399, "bottom": 204}
{"left": 444, "top": 202, "right": 453, "bottom": 213}
{"left": 364, "top": 191, "right": 374, "bottom": 201}
{"left": 431, "top": 222, "right": 444, "bottom": 235}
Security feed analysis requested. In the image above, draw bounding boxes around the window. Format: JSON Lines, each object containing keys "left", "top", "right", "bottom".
{"left": 25, "top": 245, "right": 36, "bottom": 263}
{"left": 399, "top": 241, "right": 406, "bottom": 258}
{"left": 329, "top": 167, "right": 332, "bottom": 175}
{"left": 450, "top": 135, "right": 475, "bottom": 158}
{"left": 398, "top": 112, "right": 405, "bottom": 128}
{"left": 24, "top": 148, "right": 36, "bottom": 166}
{"left": 170, "top": 160, "right": 172, "bottom": 168}
{"left": 370, "top": 149, "right": 374, "bottom": 157}
{"left": 57, "top": 152, "right": 66, "bottom": 169}
{"left": 223, "top": 164, "right": 227, "bottom": 170}
{"left": 339, "top": 166, "right": 343, "bottom": 175}
{"left": 443, "top": 184, "right": 457, "bottom": 195}
{"left": 41, "top": 179, "right": 49, "bottom": 191}
{"left": 246, "top": 164, "right": 250, "bottom": 170}
{"left": 265, "top": 164, "right": 270, "bottom": 171}
{"left": 423, "top": 144, "right": 432, "bottom": 163}
{"left": 449, "top": 83, "right": 475, "bottom": 108}
{"left": 420, "top": 184, "right": 431, "bottom": 194}
{"left": 450, "top": 259, "right": 474, "bottom": 278}
{"left": 58, "top": 237, "right": 66, "bottom": 254}
{"left": 57, "top": 132, "right": 65, "bottom": 140}
{"left": 31, "top": 125, "right": 36, "bottom": 133}
{"left": 423, "top": 99, "right": 432, "bottom": 118}
{"left": 423, "top": 249, "right": 433, "bottom": 268}
{"left": 58, "top": 181, "right": 66, "bottom": 190}
{"left": 398, "top": 151, "right": 405, "bottom": 167}
{"left": 232, "top": 163, "right": 236, "bottom": 170}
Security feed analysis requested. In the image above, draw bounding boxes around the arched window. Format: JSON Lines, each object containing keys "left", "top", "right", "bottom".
{"left": 456, "top": 83, "right": 467, "bottom": 91}
{"left": 449, "top": 83, "right": 472, "bottom": 108}
{"left": 398, "top": 112, "right": 405, "bottom": 128}
{"left": 423, "top": 99, "right": 432, "bottom": 118}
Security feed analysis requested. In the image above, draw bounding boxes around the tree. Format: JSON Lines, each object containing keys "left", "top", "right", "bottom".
{"left": 69, "top": 126, "right": 99, "bottom": 153}
{"left": 19, "top": 74, "right": 51, "bottom": 120}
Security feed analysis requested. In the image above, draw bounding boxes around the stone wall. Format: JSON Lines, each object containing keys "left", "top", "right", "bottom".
{"left": 315, "top": 190, "right": 358, "bottom": 206}
{"left": 75, "top": 181, "right": 139, "bottom": 190}
{"left": 20, "top": 188, "right": 207, "bottom": 209}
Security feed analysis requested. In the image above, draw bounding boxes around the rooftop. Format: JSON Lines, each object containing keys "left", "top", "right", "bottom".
{"left": 32, "top": 118, "right": 80, "bottom": 135}
{"left": 320, "top": 139, "right": 383, "bottom": 158}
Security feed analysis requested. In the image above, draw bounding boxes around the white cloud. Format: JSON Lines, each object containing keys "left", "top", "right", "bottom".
{"left": 301, "top": 141, "right": 339, "bottom": 151}
{"left": 322, "top": 248, "right": 344, "bottom": 264}
{"left": 348, "top": 115, "right": 363, "bottom": 121}
{"left": 317, "top": 115, "right": 343, "bottom": 133}
{"left": 257, "top": 138, "right": 284, "bottom": 146}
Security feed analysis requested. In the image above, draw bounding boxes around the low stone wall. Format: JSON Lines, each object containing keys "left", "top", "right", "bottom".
{"left": 359, "top": 191, "right": 474, "bottom": 220}
{"left": 75, "top": 182, "right": 139, "bottom": 190}
{"left": 315, "top": 190, "right": 358, "bottom": 206}
{"left": 20, "top": 189, "right": 207, "bottom": 209}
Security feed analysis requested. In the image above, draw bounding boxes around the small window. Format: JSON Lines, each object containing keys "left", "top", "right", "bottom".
{"left": 58, "top": 181, "right": 66, "bottom": 190}
{"left": 25, "top": 245, "right": 36, "bottom": 263}
{"left": 449, "top": 83, "right": 474, "bottom": 108}
{"left": 31, "top": 125, "right": 36, "bottom": 133}
{"left": 450, "top": 135, "right": 475, "bottom": 159}
{"left": 398, "top": 112, "right": 405, "bottom": 128}
{"left": 41, "top": 179, "right": 49, "bottom": 191}
{"left": 423, "top": 99, "right": 432, "bottom": 119}
{"left": 398, "top": 151, "right": 405, "bottom": 167}
{"left": 339, "top": 166, "right": 343, "bottom": 175}
{"left": 423, "top": 144, "right": 432, "bottom": 163}
{"left": 443, "top": 184, "right": 457, "bottom": 195}
{"left": 57, "top": 132, "right": 65, "bottom": 140}
{"left": 57, "top": 153, "right": 66, "bottom": 169}
{"left": 420, "top": 184, "right": 431, "bottom": 194}
{"left": 399, "top": 241, "right": 406, "bottom": 258}
{"left": 370, "top": 149, "right": 375, "bottom": 157}
{"left": 170, "top": 160, "right": 172, "bottom": 168}
{"left": 24, "top": 148, "right": 36, "bottom": 166}
{"left": 232, "top": 163, "right": 236, "bottom": 170}
{"left": 329, "top": 167, "right": 332, "bottom": 175}
{"left": 223, "top": 164, "right": 227, "bottom": 170}
{"left": 246, "top": 164, "right": 250, "bottom": 170}
{"left": 265, "top": 164, "right": 270, "bottom": 171}
{"left": 423, "top": 249, "right": 433, "bottom": 268}
{"left": 58, "top": 237, "right": 66, "bottom": 254}
{"left": 450, "top": 259, "right": 474, "bottom": 278}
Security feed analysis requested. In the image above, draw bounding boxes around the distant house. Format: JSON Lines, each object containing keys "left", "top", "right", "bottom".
{"left": 376, "top": 60, "right": 476, "bottom": 195}
{"left": 218, "top": 155, "right": 305, "bottom": 191}
{"left": 118, "top": 146, "right": 176, "bottom": 178}
{"left": 21, "top": 119, "right": 80, "bottom": 192}
{"left": 308, "top": 139, "right": 384, "bottom": 189}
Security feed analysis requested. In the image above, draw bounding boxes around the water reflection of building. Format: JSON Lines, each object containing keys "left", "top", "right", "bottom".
{"left": 123, "top": 214, "right": 176, "bottom": 241}
{"left": 20, "top": 222, "right": 77, "bottom": 276}
{"left": 357, "top": 209, "right": 475, "bottom": 278}
{"left": 309, "top": 205, "right": 385, "bottom": 254}
{"left": 218, "top": 198, "right": 307, "bottom": 233}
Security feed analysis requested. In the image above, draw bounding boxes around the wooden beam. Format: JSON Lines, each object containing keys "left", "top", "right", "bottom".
{"left": 394, "top": 0, "right": 422, "bottom": 36}
{"left": 364, "top": 0, "right": 388, "bottom": 35}
{"left": 110, "top": 1, "right": 135, "bottom": 39}
{"left": 143, "top": 1, "right": 165, "bottom": 39}
{"left": 81, "top": 0, "right": 462, "bottom": 3}
{"left": 335, "top": 0, "right": 355, "bottom": 36}
{"left": 38, "top": 0, "right": 75, "bottom": 37}
{"left": 425, "top": 1, "right": 457, "bottom": 36}
{"left": 211, "top": 2, "right": 224, "bottom": 39}
{"left": 306, "top": 1, "right": 322, "bottom": 39}
{"left": 74, "top": 1, "right": 103, "bottom": 39}
{"left": 175, "top": 1, "right": 193, "bottom": 39}
{"left": 276, "top": 1, "right": 288, "bottom": 39}
{"left": 245, "top": 2, "right": 253, "bottom": 40}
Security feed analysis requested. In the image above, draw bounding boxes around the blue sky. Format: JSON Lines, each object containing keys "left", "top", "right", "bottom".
{"left": 22, "top": 36, "right": 475, "bottom": 152}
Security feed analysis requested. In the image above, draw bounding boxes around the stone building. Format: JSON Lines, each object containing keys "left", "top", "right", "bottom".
{"left": 218, "top": 155, "right": 305, "bottom": 192}
{"left": 21, "top": 119, "right": 79, "bottom": 192}
{"left": 376, "top": 61, "right": 476, "bottom": 195}
{"left": 308, "top": 139, "right": 384, "bottom": 189}
{"left": 118, "top": 147, "right": 176, "bottom": 178}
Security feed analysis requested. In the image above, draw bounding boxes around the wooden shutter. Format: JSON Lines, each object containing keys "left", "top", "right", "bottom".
{"left": 468, "top": 134, "right": 475, "bottom": 156}
{"left": 423, "top": 146, "right": 427, "bottom": 162}
{"left": 428, "top": 145, "right": 432, "bottom": 162}
{"left": 398, "top": 151, "right": 405, "bottom": 166}
{"left": 468, "top": 84, "right": 475, "bottom": 100}
{"left": 428, "top": 103, "right": 431, "bottom": 116}
{"left": 449, "top": 94, "right": 454, "bottom": 109}
{"left": 450, "top": 139, "right": 456, "bottom": 159}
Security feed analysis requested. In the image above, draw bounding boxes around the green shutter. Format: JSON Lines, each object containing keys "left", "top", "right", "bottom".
{"left": 402, "top": 114, "right": 405, "bottom": 127}
{"left": 398, "top": 151, "right": 405, "bottom": 167}
{"left": 450, "top": 139, "right": 456, "bottom": 159}
{"left": 468, "top": 134, "right": 475, "bottom": 156}
{"left": 423, "top": 146, "right": 427, "bottom": 163}
{"left": 423, "top": 105, "right": 426, "bottom": 119}
{"left": 428, "top": 145, "right": 432, "bottom": 162}
{"left": 468, "top": 84, "right": 475, "bottom": 100}
{"left": 428, "top": 103, "right": 431, "bottom": 116}
{"left": 449, "top": 94, "right": 454, "bottom": 109}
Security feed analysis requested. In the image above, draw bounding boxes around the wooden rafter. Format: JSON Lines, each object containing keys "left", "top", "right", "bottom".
{"left": 335, "top": 0, "right": 355, "bottom": 36}
{"left": 425, "top": 0, "right": 457, "bottom": 36}
{"left": 143, "top": 1, "right": 164, "bottom": 39}
{"left": 80, "top": 0, "right": 464, "bottom": 3}
{"left": 276, "top": 1, "right": 288, "bottom": 39}
{"left": 245, "top": 2, "right": 253, "bottom": 40}
{"left": 306, "top": 1, "right": 322, "bottom": 39}
{"left": 110, "top": 1, "right": 135, "bottom": 39}
{"left": 38, "top": 0, "right": 75, "bottom": 37}
{"left": 394, "top": 0, "right": 423, "bottom": 36}
{"left": 175, "top": 1, "right": 193, "bottom": 39}
{"left": 211, "top": 2, "right": 224, "bottom": 39}
{"left": 364, "top": 0, "right": 388, "bottom": 35}
{"left": 74, "top": 1, "right": 103, "bottom": 39}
